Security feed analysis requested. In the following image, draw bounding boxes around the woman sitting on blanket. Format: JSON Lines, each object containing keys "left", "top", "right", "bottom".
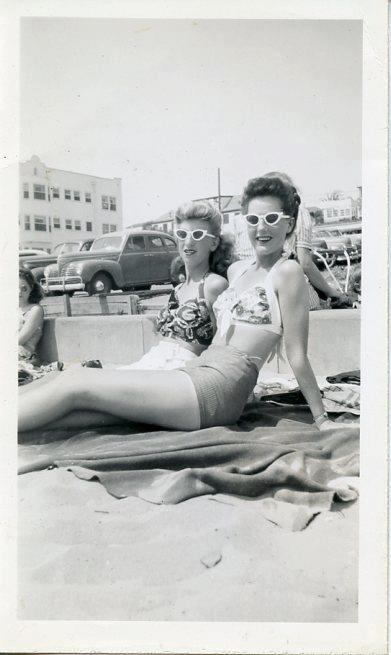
{"left": 18, "top": 267, "right": 44, "bottom": 381}
{"left": 120, "top": 200, "right": 233, "bottom": 370}
{"left": 19, "top": 174, "right": 335, "bottom": 433}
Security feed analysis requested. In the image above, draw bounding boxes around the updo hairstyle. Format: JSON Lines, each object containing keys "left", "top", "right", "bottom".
{"left": 241, "top": 175, "right": 301, "bottom": 225}
{"left": 174, "top": 200, "right": 236, "bottom": 278}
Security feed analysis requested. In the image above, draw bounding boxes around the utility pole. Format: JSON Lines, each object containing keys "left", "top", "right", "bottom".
{"left": 217, "top": 168, "right": 221, "bottom": 211}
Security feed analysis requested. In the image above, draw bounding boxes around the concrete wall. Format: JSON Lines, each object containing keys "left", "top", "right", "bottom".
{"left": 37, "top": 309, "right": 360, "bottom": 376}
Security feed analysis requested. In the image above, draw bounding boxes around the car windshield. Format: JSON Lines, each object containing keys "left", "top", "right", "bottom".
{"left": 53, "top": 242, "right": 79, "bottom": 255}
{"left": 90, "top": 236, "right": 123, "bottom": 251}
{"left": 80, "top": 241, "right": 93, "bottom": 251}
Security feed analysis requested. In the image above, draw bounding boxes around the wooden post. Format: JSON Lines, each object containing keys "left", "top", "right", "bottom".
{"left": 63, "top": 293, "right": 72, "bottom": 317}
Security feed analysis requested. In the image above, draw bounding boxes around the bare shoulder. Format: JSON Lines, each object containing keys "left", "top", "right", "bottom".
{"left": 274, "top": 258, "right": 306, "bottom": 290}
{"left": 204, "top": 273, "right": 228, "bottom": 298}
{"left": 26, "top": 303, "right": 44, "bottom": 318}
{"left": 227, "top": 258, "right": 249, "bottom": 282}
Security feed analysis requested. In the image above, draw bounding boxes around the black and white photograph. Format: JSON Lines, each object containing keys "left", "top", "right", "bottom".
{"left": 0, "top": 1, "right": 388, "bottom": 653}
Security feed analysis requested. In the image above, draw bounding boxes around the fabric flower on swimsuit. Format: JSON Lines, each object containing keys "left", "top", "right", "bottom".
{"left": 156, "top": 288, "right": 214, "bottom": 346}
{"left": 232, "top": 287, "right": 272, "bottom": 325}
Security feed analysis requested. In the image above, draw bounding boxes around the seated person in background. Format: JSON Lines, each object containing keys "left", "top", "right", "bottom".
{"left": 19, "top": 175, "right": 338, "bottom": 433}
{"left": 264, "top": 172, "right": 349, "bottom": 309}
{"left": 170, "top": 255, "right": 186, "bottom": 287}
{"left": 120, "top": 200, "right": 234, "bottom": 370}
{"left": 19, "top": 268, "right": 44, "bottom": 380}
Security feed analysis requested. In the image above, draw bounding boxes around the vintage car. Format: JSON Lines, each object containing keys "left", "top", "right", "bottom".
{"left": 312, "top": 227, "right": 360, "bottom": 266}
{"left": 20, "top": 239, "right": 94, "bottom": 283}
{"left": 42, "top": 229, "right": 178, "bottom": 295}
{"left": 19, "top": 248, "right": 50, "bottom": 258}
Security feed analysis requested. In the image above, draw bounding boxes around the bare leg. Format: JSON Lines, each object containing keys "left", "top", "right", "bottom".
{"left": 45, "top": 410, "right": 128, "bottom": 430}
{"left": 18, "top": 367, "right": 201, "bottom": 432}
{"left": 19, "top": 369, "right": 62, "bottom": 394}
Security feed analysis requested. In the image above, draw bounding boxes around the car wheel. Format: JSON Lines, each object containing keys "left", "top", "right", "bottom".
{"left": 86, "top": 273, "right": 113, "bottom": 295}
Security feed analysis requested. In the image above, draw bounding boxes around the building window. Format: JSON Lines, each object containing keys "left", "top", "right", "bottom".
{"left": 65, "top": 219, "right": 72, "bottom": 230}
{"left": 52, "top": 187, "right": 60, "bottom": 199}
{"left": 74, "top": 220, "right": 81, "bottom": 231}
{"left": 34, "top": 215, "right": 47, "bottom": 231}
{"left": 109, "top": 196, "right": 116, "bottom": 211}
{"left": 24, "top": 215, "right": 31, "bottom": 230}
{"left": 86, "top": 221, "right": 92, "bottom": 232}
{"left": 23, "top": 183, "right": 29, "bottom": 199}
{"left": 102, "top": 195, "right": 109, "bottom": 210}
{"left": 340, "top": 209, "right": 345, "bottom": 216}
{"left": 333, "top": 209, "right": 338, "bottom": 217}
{"left": 102, "top": 223, "right": 109, "bottom": 234}
{"left": 73, "top": 190, "right": 80, "bottom": 201}
{"left": 223, "top": 213, "right": 229, "bottom": 224}
{"left": 326, "top": 209, "right": 332, "bottom": 218}
{"left": 64, "top": 189, "right": 71, "bottom": 200}
{"left": 33, "top": 167, "right": 38, "bottom": 175}
{"left": 85, "top": 192, "right": 91, "bottom": 203}
{"left": 53, "top": 216, "right": 61, "bottom": 229}
{"left": 109, "top": 224, "right": 117, "bottom": 232}
{"left": 345, "top": 208, "right": 351, "bottom": 216}
{"left": 33, "top": 184, "right": 46, "bottom": 200}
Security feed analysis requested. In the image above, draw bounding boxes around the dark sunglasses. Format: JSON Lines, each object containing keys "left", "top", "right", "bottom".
{"left": 244, "top": 212, "right": 291, "bottom": 227}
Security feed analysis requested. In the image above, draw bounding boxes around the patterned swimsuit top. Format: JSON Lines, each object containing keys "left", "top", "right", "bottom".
{"left": 156, "top": 275, "right": 214, "bottom": 347}
{"left": 213, "top": 257, "right": 287, "bottom": 340}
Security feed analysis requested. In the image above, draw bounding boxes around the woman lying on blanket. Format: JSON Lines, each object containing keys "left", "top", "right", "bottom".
{"left": 19, "top": 175, "right": 335, "bottom": 433}
{"left": 119, "top": 200, "right": 233, "bottom": 370}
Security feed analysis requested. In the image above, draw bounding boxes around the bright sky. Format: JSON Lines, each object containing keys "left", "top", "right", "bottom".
{"left": 20, "top": 18, "right": 362, "bottom": 223}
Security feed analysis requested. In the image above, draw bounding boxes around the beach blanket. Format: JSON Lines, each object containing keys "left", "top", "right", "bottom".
{"left": 18, "top": 403, "right": 359, "bottom": 531}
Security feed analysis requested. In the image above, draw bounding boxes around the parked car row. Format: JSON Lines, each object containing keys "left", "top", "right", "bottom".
{"left": 20, "top": 221, "right": 362, "bottom": 295}
{"left": 312, "top": 225, "right": 362, "bottom": 268}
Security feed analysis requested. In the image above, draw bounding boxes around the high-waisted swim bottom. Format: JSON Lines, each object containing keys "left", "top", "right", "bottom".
{"left": 180, "top": 344, "right": 259, "bottom": 428}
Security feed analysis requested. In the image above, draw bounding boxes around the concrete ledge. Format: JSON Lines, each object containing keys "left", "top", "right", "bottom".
{"left": 37, "top": 309, "right": 360, "bottom": 376}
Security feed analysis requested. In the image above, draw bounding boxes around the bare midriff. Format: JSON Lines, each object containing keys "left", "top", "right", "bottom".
{"left": 212, "top": 323, "right": 281, "bottom": 370}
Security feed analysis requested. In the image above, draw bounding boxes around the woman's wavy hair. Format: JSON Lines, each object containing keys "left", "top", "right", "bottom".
{"left": 174, "top": 200, "right": 236, "bottom": 278}
{"left": 19, "top": 266, "right": 44, "bottom": 304}
{"left": 241, "top": 175, "right": 301, "bottom": 223}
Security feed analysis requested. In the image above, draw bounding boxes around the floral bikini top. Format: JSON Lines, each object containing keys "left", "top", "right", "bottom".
{"left": 156, "top": 276, "right": 214, "bottom": 347}
{"left": 213, "top": 257, "right": 286, "bottom": 339}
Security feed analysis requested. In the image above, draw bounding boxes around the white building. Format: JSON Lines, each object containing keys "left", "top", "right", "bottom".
{"left": 19, "top": 155, "right": 123, "bottom": 252}
{"left": 318, "top": 197, "right": 355, "bottom": 223}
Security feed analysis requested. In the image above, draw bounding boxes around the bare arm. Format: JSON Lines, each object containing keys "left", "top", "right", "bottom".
{"left": 19, "top": 305, "right": 44, "bottom": 346}
{"left": 296, "top": 246, "right": 348, "bottom": 300}
{"left": 275, "top": 260, "right": 326, "bottom": 422}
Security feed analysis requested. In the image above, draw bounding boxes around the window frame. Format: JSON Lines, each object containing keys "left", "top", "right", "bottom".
{"left": 34, "top": 215, "right": 47, "bottom": 231}
{"left": 33, "top": 184, "right": 46, "bottom": 200}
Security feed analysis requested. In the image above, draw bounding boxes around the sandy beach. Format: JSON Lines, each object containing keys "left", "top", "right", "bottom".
{"left": 18, "top": 466, "right": 358, "bottom": 622}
